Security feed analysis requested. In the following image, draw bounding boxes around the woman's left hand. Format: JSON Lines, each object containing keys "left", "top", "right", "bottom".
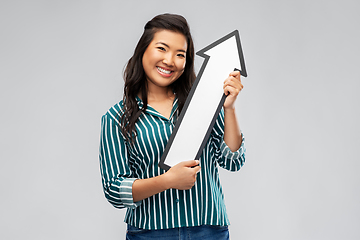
{"left": 223, "top": 71, "right": 243, "bottom": 110}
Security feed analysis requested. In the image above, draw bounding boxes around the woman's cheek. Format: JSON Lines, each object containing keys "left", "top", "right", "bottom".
{"left": 181, "top": 60, "right": 186, "bottom": 70}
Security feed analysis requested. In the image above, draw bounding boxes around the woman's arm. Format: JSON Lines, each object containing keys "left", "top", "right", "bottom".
{"left": 224, "top": 108, "right": 242, "bottom": 151}
{"left": 99, "top": 114, "right": 141, "bottom": 209}
{"left": 223, "top": 71, "right": 243, "bottom": 152}
{"left": 132, "top": 160, "right": 200, "bottom": 202}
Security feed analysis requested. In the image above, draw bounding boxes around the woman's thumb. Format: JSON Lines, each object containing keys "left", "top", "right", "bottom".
{"left": 182, "top": 160, "right": 200, "bottom": 167}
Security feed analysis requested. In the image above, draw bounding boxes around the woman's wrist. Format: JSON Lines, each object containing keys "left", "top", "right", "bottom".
{"left": 224, "top": 106, "right": 236, "bottom": 113}
{"left": 160, "top": 171, "right": 172, "bottom": 190}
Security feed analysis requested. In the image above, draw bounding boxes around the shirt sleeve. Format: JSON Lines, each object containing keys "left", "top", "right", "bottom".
{"left": 99, "top": 114, "right": 142, "bottom": 209}
{"left": 210, "top": 108, "right": 246, "bottom": 171}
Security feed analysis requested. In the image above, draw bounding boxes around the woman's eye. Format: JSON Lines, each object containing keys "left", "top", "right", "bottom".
{"left": 157, "top": 47, "right": 166, "bottom": 51}
{"left": 177, "top": 53, "right": 185, "bottom": 58}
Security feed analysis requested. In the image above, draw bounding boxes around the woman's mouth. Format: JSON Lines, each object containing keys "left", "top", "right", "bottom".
{"left": 157, "top": 66, "right": 173, "bottom": 77}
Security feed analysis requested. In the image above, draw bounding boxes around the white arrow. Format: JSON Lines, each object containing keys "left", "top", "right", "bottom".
{"left": 159, "top": 30, "right": 247, "bottom": 171}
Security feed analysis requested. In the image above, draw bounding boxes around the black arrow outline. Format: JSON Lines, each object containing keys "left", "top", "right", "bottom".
{"left": 159, "top": 30, "right": 247, "bottom": 171}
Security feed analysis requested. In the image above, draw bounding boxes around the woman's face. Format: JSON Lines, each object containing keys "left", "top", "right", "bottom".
{"left": 142, "top": 30, "right": 187, "bottom": 90}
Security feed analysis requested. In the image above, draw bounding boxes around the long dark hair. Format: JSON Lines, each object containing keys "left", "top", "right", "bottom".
{"left": 119, "top": 13, "right": 196, "bottom": 143}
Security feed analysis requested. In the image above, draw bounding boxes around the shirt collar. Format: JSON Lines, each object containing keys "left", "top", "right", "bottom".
{"left": 135, "top": 95, "right": 179, "bottom": 121}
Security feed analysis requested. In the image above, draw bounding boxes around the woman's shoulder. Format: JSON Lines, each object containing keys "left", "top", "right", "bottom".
{"left": 102, "top": 100, "right": 125, "bottom": 123}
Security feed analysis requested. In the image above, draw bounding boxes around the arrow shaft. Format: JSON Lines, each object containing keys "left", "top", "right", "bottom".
{"left": 160, "top": 59, "right": 230, "bottom": 169}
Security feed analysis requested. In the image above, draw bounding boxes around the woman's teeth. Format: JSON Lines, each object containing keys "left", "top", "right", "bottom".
{"left": 157, "top": 67, "right": 171, "bottom": 74}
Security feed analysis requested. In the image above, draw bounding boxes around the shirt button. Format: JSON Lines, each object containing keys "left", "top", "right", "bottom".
{"left": 176, "top": 199, "right": 179, "bottom": 203}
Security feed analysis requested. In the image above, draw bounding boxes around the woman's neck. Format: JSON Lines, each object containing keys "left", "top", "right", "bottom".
{"left": 146, "top": 82, "right": 174, "bottom": 103}
{"left": 143, "top": 82, "right": 175, "bottom": 119}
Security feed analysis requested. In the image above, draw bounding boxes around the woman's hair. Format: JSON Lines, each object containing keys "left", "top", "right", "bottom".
{"left": 120, "top": 13, "right": 196, "bottom": 143}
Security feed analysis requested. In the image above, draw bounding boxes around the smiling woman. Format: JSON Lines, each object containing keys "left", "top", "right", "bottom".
{"left": 120, "top": 14, "right": 196, "bottom": 144}
{"left": 142, "top": 30, "right": 188, "bottom": 119}
{"left": 142, "top": 30, "right": 187, "bottom": 86}
{"left": 98, "top": 13, "right": 246, "bottom": 240}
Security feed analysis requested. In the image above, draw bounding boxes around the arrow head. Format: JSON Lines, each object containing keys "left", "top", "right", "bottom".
{"left": 197, "top": 30, "right": 247, "bottom": 77}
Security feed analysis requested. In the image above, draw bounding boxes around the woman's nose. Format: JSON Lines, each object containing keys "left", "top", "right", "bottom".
{"left": 162, "top": 53, "right": 174, "bottom": 66}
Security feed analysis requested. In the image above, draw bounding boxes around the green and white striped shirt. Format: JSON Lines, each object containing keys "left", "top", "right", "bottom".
{"left": 99, "top": 97, "right": 246, "bottom": 230}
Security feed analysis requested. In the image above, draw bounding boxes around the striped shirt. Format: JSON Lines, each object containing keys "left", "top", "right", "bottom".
{"left": 99, "top": 96, "right": 246, "bottom": 230}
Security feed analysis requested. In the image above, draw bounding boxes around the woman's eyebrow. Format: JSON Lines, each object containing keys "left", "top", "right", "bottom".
{"left": 155, "top": 42, "right": 186, "bottom": 53}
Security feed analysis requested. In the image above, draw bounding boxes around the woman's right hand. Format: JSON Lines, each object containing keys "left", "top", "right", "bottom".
{"left": 164, "top": 160, "right": 201, "bottom": 190}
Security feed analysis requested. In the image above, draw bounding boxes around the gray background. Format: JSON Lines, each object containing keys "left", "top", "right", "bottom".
{"left": 1, "top": 0, "right": 359, "bottom": 239}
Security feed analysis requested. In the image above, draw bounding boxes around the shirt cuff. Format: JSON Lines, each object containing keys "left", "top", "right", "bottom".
{"left": 220, "top": 134, "right": 245, "bottom": 159}
{"left": 119, "top": 178, "right": 142, "bottom": 209}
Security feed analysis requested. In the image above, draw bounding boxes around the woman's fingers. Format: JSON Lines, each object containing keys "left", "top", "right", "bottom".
{"left": 166, "top": 160, "right": 201, "bottom": 190}
{"left": 229, "top": 70, "right": 241, "bottom": 79}
{"left": 223, "top": 77, "right": 243, "bottom": 95}
{"left": 223, "top": 71, "right": 243, "bottom": 109}
{"left": 223, "top": 75, "right": 242, "bottom": 90}
{"left": 193, "top": 166, "right": 201, "bottom": 174}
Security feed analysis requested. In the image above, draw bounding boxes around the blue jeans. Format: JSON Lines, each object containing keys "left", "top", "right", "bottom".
{"left": 126, "top": 224, "right": 229, "bottom": 240}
